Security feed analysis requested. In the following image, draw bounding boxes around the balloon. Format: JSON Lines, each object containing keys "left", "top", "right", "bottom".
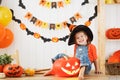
{"left": 0, "top": 24, "right": 6, "bottom": 41}
{"left": 0, "top": 6, "right": 12, "bottom": 26}
{"left": 0, "top": 28, "right": 14, "bottom": 48}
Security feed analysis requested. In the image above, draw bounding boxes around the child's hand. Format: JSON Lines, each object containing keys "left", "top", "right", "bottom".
{"left": 94, "top": 70, "right": 102, "bottom": 74}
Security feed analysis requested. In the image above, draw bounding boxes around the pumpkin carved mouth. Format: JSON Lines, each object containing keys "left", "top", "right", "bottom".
{"left": 61, "top": 67, "right": 80, "bottom": 75}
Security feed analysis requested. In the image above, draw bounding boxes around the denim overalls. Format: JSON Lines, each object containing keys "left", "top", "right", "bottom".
{"left": 76, "top": 45, "right": 91, "bottom": 74}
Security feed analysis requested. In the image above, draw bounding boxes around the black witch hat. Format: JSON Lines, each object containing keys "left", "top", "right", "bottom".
{"left": 68, "top": 25, "right": 93, "bottom": 45}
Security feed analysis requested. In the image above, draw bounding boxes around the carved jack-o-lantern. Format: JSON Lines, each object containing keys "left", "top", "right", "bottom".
{"left": 3, "top": 64, "right": 23, "bottom": 77}
{"left": 46, "top": 57, "right": 80, "bottom": 77}
{"left": 106, "top": 28, "right": 120, "bottom": 39}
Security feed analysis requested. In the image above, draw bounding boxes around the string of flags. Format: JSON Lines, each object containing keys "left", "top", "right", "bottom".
{"left": 39, "top": 0, "right": 71, "bottom": 9}
{"left": 9, "top": 0, "right": 97, "bottom": 43}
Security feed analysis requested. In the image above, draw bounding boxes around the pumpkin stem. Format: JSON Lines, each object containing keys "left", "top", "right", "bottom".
{"left": 63, "top": 56, "right": 68, "bottom": 60}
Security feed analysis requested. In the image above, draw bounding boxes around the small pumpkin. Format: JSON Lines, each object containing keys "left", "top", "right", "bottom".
{"left": 3, "top": 64, "right": 23, "bottom": 77}
{"left": 85, "top": 20, "right": 91, "bottom": 26}
{"left": 52, "top": 37, "right": 59, "bottom": 42}
{"left": 33, "top": 33, "right": 40, "bottom": 39}
{"left": 106, "top": 28, "right": 120, "bottom": 39}
{"left": 24, "top": 68, "right": 35, "bottom": 76}
{"left": 20, "top": 23, "right": 26, "bottom": 30}
{"left": 45, "top": 57, "right": 80, "bottom": 77}
{"left": 108, "top": 50, "right": 120, "bottom": 63}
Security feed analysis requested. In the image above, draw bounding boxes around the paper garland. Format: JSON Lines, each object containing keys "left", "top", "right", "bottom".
{"left": 11, "top": 9, "right": 69, "bottom": 43}
{"left": 81, "top": 0, "right": 89, "bottom": 5}
{"left": 39, "top": 0, "right": 71, "bottom": 9}
{"left": 18, "top": 0, "right": 90, "bottom": 9}
{"left": 0, "top": 0, "right": 2, "bottom": 4}
{"left": 18, "top": 0, "right": 26, "bottom": 9}
{"left": 24, "top": 12, "right": 82, "bottom": 30}
{"left": 11, "top": 0, "right": 97, "bottom": 43}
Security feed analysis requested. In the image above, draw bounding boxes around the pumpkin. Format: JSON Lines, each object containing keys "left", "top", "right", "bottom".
{"left": 3, "top": 64, "right": 23, "bottom": 77}
{"left": 45, "top": 57, "right": 80, "bottom": 77}
{"left": 85, "top": 20, "right": 91, "bottom": 26}
{"left": 24, "top": 68, "right": 35, "bottom": 76}
{"left": 52, "top": 37, "right": 59, "bottom": 42}
{"left": 34, "top": 33, "right": 40, "bottom": 39}
{"left": 108, "top": 50, "right": 120, "bottom": 63}
{"left": 20, "top": 23, "right": 26, "bottom": 30}
{"left": 106, "top": 28, "right": 120, "bottom": 39}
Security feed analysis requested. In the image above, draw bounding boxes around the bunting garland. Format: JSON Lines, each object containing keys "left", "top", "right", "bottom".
{"left": 81, "top": 0, "right": 89, "bottom": 5}
{"left": 11, "top": 9, "right": 69, "bottom": 43}
{"left": 18, "top": 0, "right": 26, "bottom": 9}
{"left": 24, "top": 12, "right": 82, "bottom": 30}
{"left": 10, "top": 0, "right": 97, "bottom": 43}
{"left": 39, "top": 0, "right": 71, "bottom": 9}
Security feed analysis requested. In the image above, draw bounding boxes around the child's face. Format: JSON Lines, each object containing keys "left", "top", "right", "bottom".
{"left": 75, "top": 31, "right": 88, "bottom": 45}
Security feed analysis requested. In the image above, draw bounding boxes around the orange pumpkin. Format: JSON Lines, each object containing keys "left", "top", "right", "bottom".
{"left": 45, "top": 57, "right": 80, "bottom": 77}
{"left": 34, "top": 33, "right": 40, "bottom": 39}
{"left": 3, "top": 64, "right": 23, "bottom": 77}
{"left": 52, "top": 37, "right": 59, "bottom": 42}
{"left": 20, "top": 23, "right": 26, "bottom": 30}
{"left": 108, "top": 50, "right": 120, "bottom": 63}
{"left": 85, "top": 20, "right": 91, "bottom": 26}
{"left": 106, "top": 28, "right": 120, "bottom": 39}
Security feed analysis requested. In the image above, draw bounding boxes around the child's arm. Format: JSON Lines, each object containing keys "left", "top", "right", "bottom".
{"left": 93, "top": 59, "right": 102, "bottom": 74}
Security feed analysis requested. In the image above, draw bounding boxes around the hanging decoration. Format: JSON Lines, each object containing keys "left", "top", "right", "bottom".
{"left": 18, "top": 0, "right": 26, "bottom": 9}
{"left": 11, "top": 9, "right": 69, "bottom": 43}
{"left": 0, "top": 0, "right": 2, "bottom": 4}
{"left": 84, "top": 5, "right": 97, "bottom": 26}
{"left": 9, "top": 0, "right": 97, "bottom": 43}
{"left": 81, "top": 0, "right": 89, "bottom": 5}
{"left": 24, "top": 12, "right": 82, "bottom": 30}
{"left": 39, "top": 0, "right": 71, "bottom": 9}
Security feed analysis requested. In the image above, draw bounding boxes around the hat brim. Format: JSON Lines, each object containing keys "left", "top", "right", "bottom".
{"left": 68, "top": 25, "right": 93, "bottom": 45}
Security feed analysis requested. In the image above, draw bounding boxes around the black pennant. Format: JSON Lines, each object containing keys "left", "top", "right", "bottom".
{"left": 41, "top": 36, "right": 51, "bottom": 42}
{"left": 81, "top": 0, "right": 89, "bottom": 5}
{"left": 89, "top": 5, "right": 97, "bottom": 21}
{"left": 10, "top": 9, "right": 21, "bottom": 23}
{"left": 18, "top": 0, "right": 26, "bottom": 9}
{"left": 59, "top": 35, "right": 69, "bottom": 42}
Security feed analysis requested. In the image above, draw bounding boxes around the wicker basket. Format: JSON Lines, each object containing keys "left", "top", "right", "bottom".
{"left": 105, "top": 63, "right": 120, "bottom": 75}
{"left": 115, "top": 0, "right": 120, "bottom": 3}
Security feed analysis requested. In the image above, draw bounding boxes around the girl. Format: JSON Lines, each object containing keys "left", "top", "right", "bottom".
{"left": 46, "top": 25, "right": 101, "bottom": 80}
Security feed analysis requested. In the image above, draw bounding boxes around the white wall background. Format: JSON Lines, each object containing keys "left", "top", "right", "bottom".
{"left": 0, "top": 0, "right": 99, "bottom": 69}
{"left": 105, "top": 4, "right": 120, "bottom": 59}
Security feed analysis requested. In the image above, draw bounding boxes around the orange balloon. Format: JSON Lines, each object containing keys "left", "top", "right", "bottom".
{"left": 0, "top": 24, "right": 6, "bottom": 41}
{"left": 0, "top": 28, "right": 14, "bottom": 48}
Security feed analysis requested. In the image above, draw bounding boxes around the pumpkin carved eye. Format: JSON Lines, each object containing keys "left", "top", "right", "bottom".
{"left": 66, "top": 63, "right": 70, "bottom": 67}
{"left": 8, "top": 67, "right": 12, "bottom": 70}
{"left": 75, "top": 62, "right": 79, "bottom": 66}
